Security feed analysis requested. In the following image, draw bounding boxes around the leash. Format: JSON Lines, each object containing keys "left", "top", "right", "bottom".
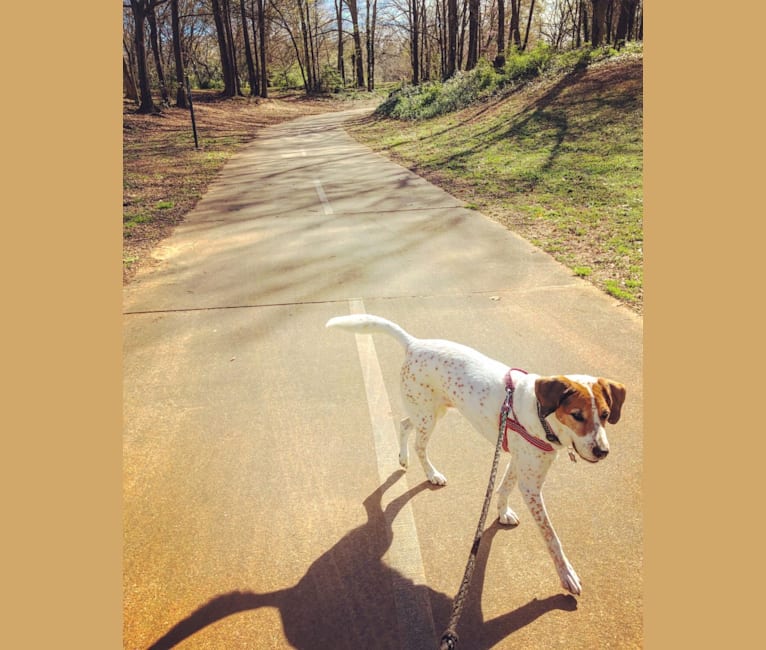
{"left": 439, "top": 370, "right": 572, "bottom": 648}
{"left": 438, "top": 383, "right": 513, "bottom": 650}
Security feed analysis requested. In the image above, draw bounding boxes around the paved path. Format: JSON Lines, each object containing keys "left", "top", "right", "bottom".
{"left": 123, "top": 109, "right": 643, "bottom": 649}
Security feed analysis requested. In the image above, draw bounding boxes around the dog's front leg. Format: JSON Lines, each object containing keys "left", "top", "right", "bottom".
{"left": 519, "top": 481, "right": 582, "bottom": 596}
{"left": 497, "top": 457, "right": 520, "bottom": 525}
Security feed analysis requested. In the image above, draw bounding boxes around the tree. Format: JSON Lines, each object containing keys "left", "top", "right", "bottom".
{"left": 522, "top": 0, "right": 536, "bottom": 50}
{"left": 614, "top": 0, "right": 638, "bottom": 47}
{"left": 590, "top": 0, "right": 607, "bottom": 46}
{"left": 409, "top": 0, "right": 420, "bottom": 83}
{"left": 345, "top": 0, "right": 366, "bottom": 88}
{"left": 147, "top": 1, "right": 170, "bottom": 105}
{"left": 335, "top": 0, "right": 346, "bottom": 84}
{"left": 127, "top": 0, "right": 166, "bottom": 113}
{"left": 257, "top": 0, "right": 269, "bottom": 97}
{"left": 240, "top": 0, "right": 259, "bottom": 95}
{"left": 366, "top": 0, "right": 378, "bottom": 90}
{"left": 446, "top": 0, "right": 458, "bottom": 78}
{"left": 494, "top": 0, "right": 505, "bottom": 67}
{"left": 465, "top": 0, "right": 479, "bottom": 70}
{"left": 210, "top": 0, "right": 244, "bottom": 96}
{"left": 509, "top": 0, "right": 521, "bottom": 49}
{"left": 170, "top": 0, "right": 187, "bottom": 107}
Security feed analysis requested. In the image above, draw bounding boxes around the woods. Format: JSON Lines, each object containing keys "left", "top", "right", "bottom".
{"left": 124, "top": 0, "right": 643, "bottom": 113}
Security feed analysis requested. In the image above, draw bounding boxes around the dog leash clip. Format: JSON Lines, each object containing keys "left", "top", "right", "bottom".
{"left": 567, "top": 448, "right": 577, "bottom": 463}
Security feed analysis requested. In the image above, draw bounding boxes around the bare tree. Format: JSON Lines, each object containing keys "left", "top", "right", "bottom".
{"left": 494, "top": 0, "right": 505, "bottom": 66}
{"left": 257, "top": 0, "right": 268, "bottom": 97}
{"left": 146, "top": 0, "right": 170, "bottom": 105}
{"left": 335, "top": 0, "right": 346, "bottom": 84}
{"left": 240, "top": 0, "right": 259, "bottom": 95}
{"left": 446, "top": 0, "right": 458, "bottom": 78}
{"left": 465, "top": 0, "right": 479, "bottom": 70}
{"left": 127, "top": 0, "right": 167, "bottom": 113}
{"left": 210, "top": 0, "right": 238, "bottom": 95}
{"left": 366, "top": 0, "right": 378, "bottom": 90}
{"left": 170, "top": 0, "right": 187, "bottom": 107}
{"left": 345, "top": 0, "right": 366, "bottom": 87}
{"left": 590, "top": 0, "right": 607, "bottom": 46}
{"left": 508, "top": 0, "right": 520, "bottom": 49}
{"left": 522, "top": 0, "right": 536, "bottom": 50}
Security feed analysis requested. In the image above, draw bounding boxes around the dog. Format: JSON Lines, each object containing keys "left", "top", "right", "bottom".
{"left": 326, "top": 314, "right": 626, "bottom": 595}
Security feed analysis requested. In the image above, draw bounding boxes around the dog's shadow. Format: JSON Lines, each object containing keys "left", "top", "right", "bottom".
{"left": 148, "top": 471, "right": 577, "bottom": 649}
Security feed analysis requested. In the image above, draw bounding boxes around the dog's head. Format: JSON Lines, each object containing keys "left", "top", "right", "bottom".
{"left": 535, "top": 375, "right": 626, "bottom": 463}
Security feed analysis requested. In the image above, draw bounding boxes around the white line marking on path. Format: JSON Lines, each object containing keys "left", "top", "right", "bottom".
{"left": 280, "top": 149, "right": 307, "bottom": 158}
{"left": 313, "top": 179, "right": 334, "bottom": 215}
{"left": 348, "top": 298, "right": 437, "bottom": 648}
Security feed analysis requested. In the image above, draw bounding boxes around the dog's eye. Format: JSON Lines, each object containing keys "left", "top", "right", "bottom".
{"left": 601, "top": 410, "right": 609, "bottom": 420}
{"left": 571, "top": 412, "right": 585, "bottom": 422}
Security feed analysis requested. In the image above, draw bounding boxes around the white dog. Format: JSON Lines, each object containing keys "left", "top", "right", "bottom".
{"left": 326, "top": 314, "right": 626, "bottom": 595}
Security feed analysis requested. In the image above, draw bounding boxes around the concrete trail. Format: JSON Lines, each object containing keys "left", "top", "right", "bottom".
{"left": 123, "top": 108, "right": 642, "bottom": 649}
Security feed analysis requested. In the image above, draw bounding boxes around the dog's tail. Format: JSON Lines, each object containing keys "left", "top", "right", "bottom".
{"left": 326, "top": 314, "right": 414, "bottom": 349}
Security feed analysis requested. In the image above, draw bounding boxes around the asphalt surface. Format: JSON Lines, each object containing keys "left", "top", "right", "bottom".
{"left": 123, "top": 109, "right": 643, "bottom": 649}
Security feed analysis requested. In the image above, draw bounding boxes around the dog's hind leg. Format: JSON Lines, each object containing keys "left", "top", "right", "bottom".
{"left": 406, "top": 404, "right": 447, "bottom": 486}
{"left": 399, "top": 417, "right": 413, "bottom": 469}
{"left": 400, "top": 361, "right": 448, "bottom": 485}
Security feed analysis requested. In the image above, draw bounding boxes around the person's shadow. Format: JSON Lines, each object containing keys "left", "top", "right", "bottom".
{"left": 148, "top": 471, "right": 576, "bottom": 649}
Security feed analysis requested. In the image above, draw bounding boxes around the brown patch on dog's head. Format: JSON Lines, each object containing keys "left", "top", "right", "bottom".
{"left": 594, "top": 378, "right": 626, "bottom": 424}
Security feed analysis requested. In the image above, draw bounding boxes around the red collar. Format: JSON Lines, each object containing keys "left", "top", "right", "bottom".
{"left": 501, "top": 369, "right": 556, "bottom": 453}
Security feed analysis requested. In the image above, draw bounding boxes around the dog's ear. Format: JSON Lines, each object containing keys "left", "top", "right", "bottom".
{"left": 598, "top": 378, "right": 627, "bottom": 424}
{"left": 535, "top": 376, "right": 576, "bottom": 418}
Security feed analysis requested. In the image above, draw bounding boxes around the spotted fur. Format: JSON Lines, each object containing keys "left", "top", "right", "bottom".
{"left": 326, "top": 314, "right": 626, "bottom": 595}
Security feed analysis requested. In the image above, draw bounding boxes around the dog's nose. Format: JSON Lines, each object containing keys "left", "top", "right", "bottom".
{"left": 593, "top": 445, "right": 609, "bottom": 459}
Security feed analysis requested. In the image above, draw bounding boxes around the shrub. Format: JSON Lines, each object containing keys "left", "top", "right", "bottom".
{"left": 320, "top": 65, "right": 344, "bottom": 93}
{"left": 375, "top": 44, "right": 637, "bottom": 121}
{"left": 503, "top": 42, "right": 554, "bottom": 81}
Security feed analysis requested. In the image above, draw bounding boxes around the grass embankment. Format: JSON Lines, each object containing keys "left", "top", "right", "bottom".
{"left": 123, "top": 90, "right": 380, "bottom": 283}
{"left": 348, "top": 46, "right": 643, "bottom": 313}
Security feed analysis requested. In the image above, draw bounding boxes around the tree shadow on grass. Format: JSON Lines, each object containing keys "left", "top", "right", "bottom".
{"left": 148, "top": 471, "right": 576, "bottom": 649}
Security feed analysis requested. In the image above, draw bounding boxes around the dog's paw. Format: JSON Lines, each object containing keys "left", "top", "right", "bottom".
{"left": 558, "top": 562, "right": 582, "bottom": 596}
{"left": 427, "top": 470, "right": 447, "bottom": 486}
{"left": 399, "top": 452, "right": 409, "bottom": 469}
{"left": 498, "top": 508, "right": 520, "bottom": 526}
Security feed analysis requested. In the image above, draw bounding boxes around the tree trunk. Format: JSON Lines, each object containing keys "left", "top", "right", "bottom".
{"left": 257, "top": 0, "right": 268, "bottom": 97}
{"left": 410, "top": 0, "right": 420, "bottom": 84}
{"left": 147, "top": 4, "right": 169, "bottom": 105}
{"left": 221, "top": 0, "right": 242, "bottom": 95}
{"left": 335, "top": 0, "right": 345, "bottom": 85}
{"left": 240, "top": 0, "right": 258, "bottom": 95}
{"left": 170, "top": 0, "right": 187, "bottom": 107}
{"left": 509, "top": 0, "right": 521, "bottom": 50}
{"left": 580, "top": 0, "right": 590, "bottom": 44}
{"left": 345, "top": 0, "right": 365, "bottom": 88}
{"left": 211, "top": 0, "right": 237, "bottom": 96}
{"left": 522, "top": 0, "right": 536, "bottom": 50}
{"left": 591, "top": 0, "right": 607, "bottom": 46}
{"left": 123, "top": 56, "right": 139, "bottom": 102}
{"left": 494, "top": 0, "right": 505, "bottom": 67}
{"left": 297, "top": 0, "right": 315, "bottom": 92}
{"left": 458, "top": 0, "right": 468, "bottom": 69}
{"left": 129, "top": 1, "right": 155, "bottom": 113}
{"left": 466, "top": 0, "right": 479, "bottom": 70}
{"left": 614, "top": 0, "right": 637, "bottom": 47}
{"left": 422, "top": 14, "right": 428, "bottom": 81}
{"left": 446, "top": 0, "right": 458, "bottom": 78}
{"left": 366, "top": 0, "right": 377, "bottom": 91}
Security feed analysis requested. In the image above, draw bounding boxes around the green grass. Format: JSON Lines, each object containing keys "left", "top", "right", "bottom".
{"left": 349, "top": 47, "right": 643, "bottom": 312}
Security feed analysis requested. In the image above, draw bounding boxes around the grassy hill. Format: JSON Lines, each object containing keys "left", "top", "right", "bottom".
{"left": 348, "top": 48, "right": 643, "bottom": 313}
